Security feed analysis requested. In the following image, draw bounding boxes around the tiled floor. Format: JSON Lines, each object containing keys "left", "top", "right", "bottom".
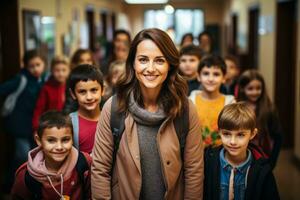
{"left": 274, "top": 149, "right": 300, "bottom": 200}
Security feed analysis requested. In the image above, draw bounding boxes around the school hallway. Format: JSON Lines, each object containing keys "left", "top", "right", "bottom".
{"left": 1, "top": 0, "right": 300, "bottom": 199}
{"left": 274, "top": 149, "right": 300, "bottom": 200}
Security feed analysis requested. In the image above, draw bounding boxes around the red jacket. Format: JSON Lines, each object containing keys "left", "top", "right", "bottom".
{"left": 11, "top": 151, "right": 91, "bottom": 200}
{"left": 32, "top": 77, "right": 66, "bottom": 131}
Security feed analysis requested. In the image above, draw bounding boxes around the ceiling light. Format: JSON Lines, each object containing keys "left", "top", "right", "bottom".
{"left": 164, "top": 4, "right": 174, "bottom": 14}
{"left": 125, "top": 0, "right": 168, "bottom": 4}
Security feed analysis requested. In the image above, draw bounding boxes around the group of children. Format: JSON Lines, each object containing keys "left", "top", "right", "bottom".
{"left": 0, "top": 30, "right": 282, "bottom": 199}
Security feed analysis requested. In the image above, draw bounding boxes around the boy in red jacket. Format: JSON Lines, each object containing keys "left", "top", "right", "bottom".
{"left": 32, "top": 56, "right": 70, "bottom": 132}
{"left": 11, "top": 111, "right": 91, "bottom": 200}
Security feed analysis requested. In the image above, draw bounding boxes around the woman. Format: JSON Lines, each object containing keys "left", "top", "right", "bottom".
{"left": 91, "top": 28, "right": 204, "bottom": 200}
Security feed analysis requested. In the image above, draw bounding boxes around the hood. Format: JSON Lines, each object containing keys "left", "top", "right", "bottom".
{"left": 27, "top": 146, "right": 79, "bottom": 184}
{"left": 248, "top": 143, "right": 269, "bottom": 161}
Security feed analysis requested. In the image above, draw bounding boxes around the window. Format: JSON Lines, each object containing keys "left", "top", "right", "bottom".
{"left": 144, "top": 9, "right": 204, "bottom": 45}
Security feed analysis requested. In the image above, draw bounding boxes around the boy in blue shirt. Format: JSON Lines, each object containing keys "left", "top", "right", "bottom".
{"left": 204, "top": 102, "right": 280, "bottom": 200}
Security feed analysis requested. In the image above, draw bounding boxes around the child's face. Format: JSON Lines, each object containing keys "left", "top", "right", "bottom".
{"left": 225, "top": 59, "right": 239, "bottom": 81}
{"left": 179, "top": 55, "right": 200, "bottom": 78}
{"left": 27, "top": 57, "right": 45, "bottom": 78}
{"left": 220, "top": 128, "right": 257, "bottom": 160}
{"left": 244, "top": 79, "right": 262, "bottom": 103}
{"left": 79, "top": 53, "right": 93, "bottom": 65}
{"left": 71, "top": 80, "right": 103, "bottom": 112}
{"left": 111, "top": 65, "right": 125, "bottom": 86}
{"left": 52, "top": 63, "right": 70, "bottom": 84}
{"left": 198, "top": 66, "right": 225, "bottom": 93}
{"left": 36, "top": 127, "right": 73, "bottom": 168}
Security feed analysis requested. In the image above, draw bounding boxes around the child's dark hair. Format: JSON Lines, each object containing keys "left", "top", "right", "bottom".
{"left": 224, "top": 54, "right": 240, "bottom": 68}
{"left": 179, "top": 44, "right": 204, "bottom": 60}
{"left": 23, "top": 49, "right": 46, "bottom": 68}
{"left": 37, "top": 110, "right": 73, "bottom": 137}
{"left": 113, "top": 29, "right": 131, "bottom": 43}
{"left": 180, "top": 33, "right": 193, "bottom": 46}
{"left": 68, "top": 64, "right": 104, "bottom": 93}
{"left": 198, "top": 54, "right": 226, "bottom": 75}
{"left": 218, "top": 102, "right": 256, "bottom": 132}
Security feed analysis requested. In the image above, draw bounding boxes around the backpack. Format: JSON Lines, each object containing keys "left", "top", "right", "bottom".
{"left": 69, "top": 111, "right": 80, "bottom": 149}
{"left": 24, "top": 151, "right": 89, "bottom": 200}
{"left": 1, "top": 75, "right": 27, "bottom": 117}
{"left": 110, "top": 95, "right": 189, "bottom": 169}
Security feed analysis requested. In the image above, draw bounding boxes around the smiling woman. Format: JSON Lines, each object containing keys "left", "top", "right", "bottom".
{"left": 91, "top": 28, "right": 204, "bottom": 200}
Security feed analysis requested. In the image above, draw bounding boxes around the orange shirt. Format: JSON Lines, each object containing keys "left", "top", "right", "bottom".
{"left": 195, "top": 94, "right": 225, "bottom": 147}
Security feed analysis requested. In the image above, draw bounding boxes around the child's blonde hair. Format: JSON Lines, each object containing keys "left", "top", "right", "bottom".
{"left": 51, "top": 55, "right": 69, "bottom": 71}
{"left": 218, "top": 102, "right": 256, "bottom": 132}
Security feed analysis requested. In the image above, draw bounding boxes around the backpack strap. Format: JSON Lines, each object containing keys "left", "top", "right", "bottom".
{"left": 76, "top": 151, "right": 89, "bottom": 200}
{"left": 1, "top": 74, "right": 27, "bottom": 117}
{"left": 70, "top": 111, "right": 79, "bottom": 149}
{"left": 24, "top": 170, "right": 43, "bottom": 200}
{"left": 110, "top": 95, "right": 126, "bottom": 174}
{"left": 174, "top": 100, "right": 189, "bottom": 161}
{"left": 76, "top": 151, "right": 89, "bottom": 183}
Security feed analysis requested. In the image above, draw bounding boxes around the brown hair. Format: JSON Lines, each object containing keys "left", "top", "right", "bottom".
{"left": 37, "top": 110, "right": 73, "bottom": 138}
{"left": 70, "top": 49, "right": 96, "bottom": 69}
{"left": 23, "top": 49, "right": 46, "bottom": 68}
{"left": 237, "top": 70, "right": 274, "bottom": 138}
{"left": 116, "top": 28, "right": 188, "bottom": 118}
{"left": 179, "top": 44, "right": 204, "bottom": 60}
{"left": 218, "top": 102, "right": 256, "bottom": 132}
{"left": 50, "top": 55, "right": 69, "bottom": 71}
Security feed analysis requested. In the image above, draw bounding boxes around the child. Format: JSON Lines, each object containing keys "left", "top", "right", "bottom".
{"left": 189, "top": 54, "right": 235, "bottom": 147}
{"left": 179, "top": 44, "right": 203, "bottom": 95}
{"left": 11, "top": 111, "right": 91, "bottom": 200}
{"left": 0, "top": 49, "right": 46, "bottom": 192}
{"left": 69, "top": 64, "right": 104, "bottom": 154}
{"left": 204, "top": 102, "right": 280, "bottom": 200}
{"left": 221, "top": 55, "right": 240, "bottom": 96}
{"left": 180, "top": 33, "right": 194, "bottom": 48}
{"left": 32, "top": 55, "right": 70, "bottom": 132}
{"left": 237, "top": 70, "right": 282, "bottom": 168}
{"left": 70, "top": 48, "right": 96, "bottom": 69}
{"left": 102, "top": 60, "right": 126, "bottom": 103}
{"left": 63, "top": 49, "right": 97, "bottom": 114}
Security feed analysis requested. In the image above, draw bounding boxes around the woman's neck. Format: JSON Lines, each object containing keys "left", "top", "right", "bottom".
{"left": 201, "top": 89, "right": 222, "bottom": 100}
{"left": 78, "top": 107, "right": 101, "bottom": 121}
{"left": 140, "top": 87, "right": 160, "bottom": 113}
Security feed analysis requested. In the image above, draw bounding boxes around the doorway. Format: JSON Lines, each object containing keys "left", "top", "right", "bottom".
{"left": 248, "top": 6, "right": 259, "bottom": 69}
{"left": 275, "top": 0, "right": 297, "bottom": 148}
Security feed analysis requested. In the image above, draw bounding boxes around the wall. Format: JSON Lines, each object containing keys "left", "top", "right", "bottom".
{"left": 18, "top": 0, "right": 123, "bottom": 58}
{"left": 227, "top": 0, "right": 276, "bottom": 100}
{"left": 294, "top": 0, "right": 300, "bottom": 161}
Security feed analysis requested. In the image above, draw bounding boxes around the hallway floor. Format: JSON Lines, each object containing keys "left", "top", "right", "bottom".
{"left": 274, "top": 149, "right": 300, "bottom": 200}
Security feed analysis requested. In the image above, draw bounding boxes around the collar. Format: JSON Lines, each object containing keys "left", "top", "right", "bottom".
{"left": 220, "top": 147, "right": 252, "bottom": 173}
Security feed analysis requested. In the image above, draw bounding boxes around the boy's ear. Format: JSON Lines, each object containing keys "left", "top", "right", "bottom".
{"left": 34, "top": 133, "right": 42, "bottom": 147}
{"left": 69, "top": 88, "right": 76, "bottom": 100}
{"left": 250, "top": 128, "right": 258, "bottom": 140}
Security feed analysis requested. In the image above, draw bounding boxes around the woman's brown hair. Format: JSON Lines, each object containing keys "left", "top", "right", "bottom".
{"left": 116, "top": 28, "right": 188, "bottom": 118}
